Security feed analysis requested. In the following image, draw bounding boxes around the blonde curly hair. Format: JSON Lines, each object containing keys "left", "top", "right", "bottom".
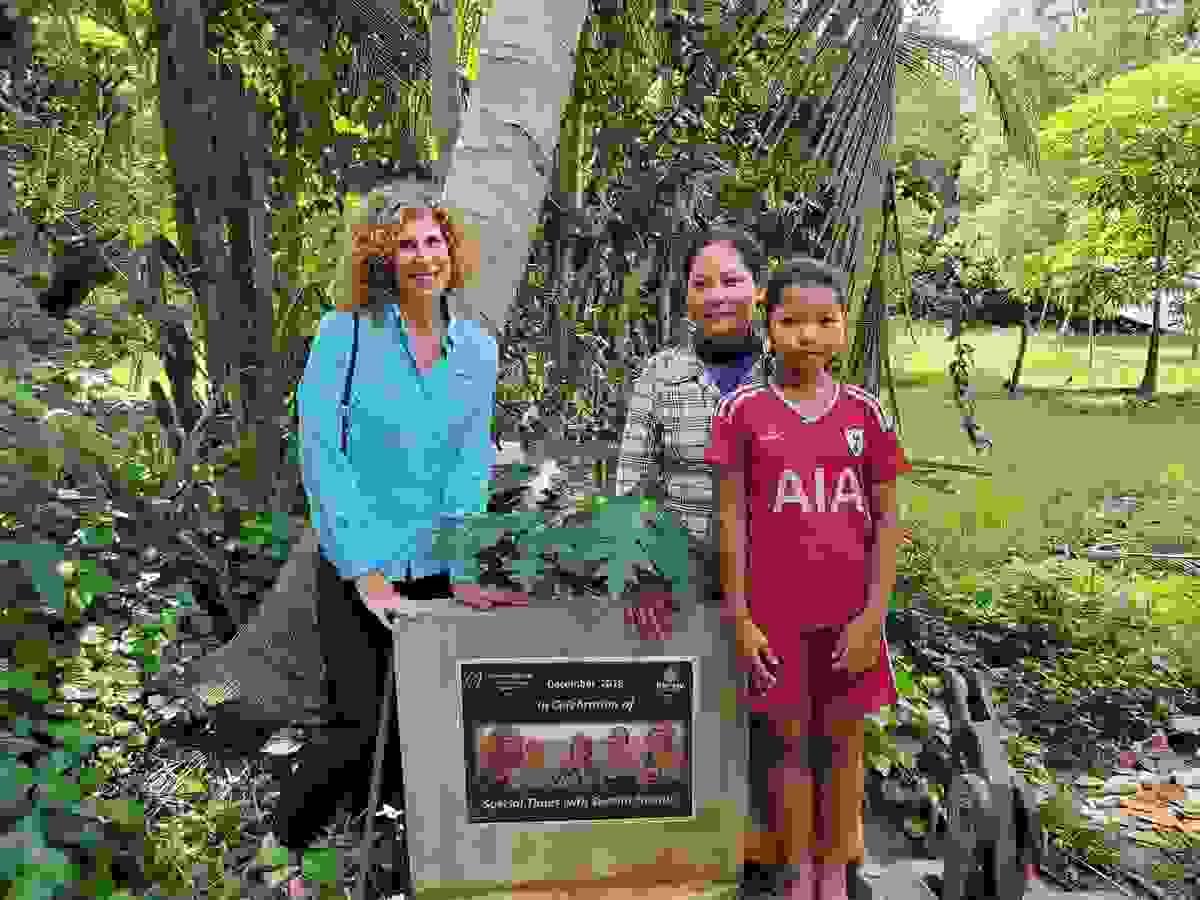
{"left": 338, "top": 205, "right": 479, "bottom": 312}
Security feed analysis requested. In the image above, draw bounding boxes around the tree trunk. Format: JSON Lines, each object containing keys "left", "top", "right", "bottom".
{"left": 919, "top": 161, "right": 959, "bottom": 244}
{"left": 1138, "top": 207, "right": 1170, "bottom": 399}
{"left": 1057, "top": 297, "right": 1074, "bottom": 340}
{"left": 947, "top": 289, "right": 966, "bottom": 341}
{"left": 274, "top": 52, "right": 302, "bottom": 337}
{"left": 443, "top": 0, "right": 591, "bottom": 337}
{"left": 849, "top": 236, "right": 888, "bottom": 396}
{"left": 223, "top": 63, "right": 279, "bottom": 513}
{"left": 1007, "top": 308, "right": 1030, "bottom": 397}
{"left": 657, "top": 234, "right": 675, "bottom": 350}
{"left": 153, "top": 0, "right": 238, "bottom": 420}
{"left": 1088, "top": 302, "right": 1096, "bottom": 375}
{"left": 1192, "top": 302, "right": 1198, "bottom": 360}
{"left": 547, "top": 232, "right": 574, "bottom": 442}
{"left": 430, "top": 0, "right": 462, "bottom": 185}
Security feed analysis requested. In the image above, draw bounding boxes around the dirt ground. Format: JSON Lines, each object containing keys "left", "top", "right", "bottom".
{"left": 459, "top": 859, "right": 736, "bottom": 899}
{"left": 503, "top": 883, "right": 732, "bottom": 899}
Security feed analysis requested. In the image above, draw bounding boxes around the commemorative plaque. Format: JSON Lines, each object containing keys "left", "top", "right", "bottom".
{"left": 460, "top": 657, "right": 696, "bottom": 823}
{"left": 388, "top": 567, "right": 749, "bottom": 893}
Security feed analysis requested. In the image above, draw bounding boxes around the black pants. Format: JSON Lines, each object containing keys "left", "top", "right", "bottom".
{"left": 272, "top": 550, "right": 452, "bottom": 850}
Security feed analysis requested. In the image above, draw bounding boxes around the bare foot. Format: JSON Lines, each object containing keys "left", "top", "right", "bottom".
{"left": 815, "top": 861, "right": 847, "bottom": 900}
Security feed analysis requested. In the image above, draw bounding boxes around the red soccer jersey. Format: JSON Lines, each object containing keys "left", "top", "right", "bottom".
{"left": 705, "top": 379, "right": 912, "bottom": 634}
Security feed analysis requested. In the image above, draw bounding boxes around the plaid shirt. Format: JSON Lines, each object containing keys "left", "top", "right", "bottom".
{"left": 615, "top": 326, "right": 769, "bottom": 555}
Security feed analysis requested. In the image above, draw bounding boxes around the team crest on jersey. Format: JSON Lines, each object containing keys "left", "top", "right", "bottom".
{"left": 844, "top": 427, "right": 865, "bottom": 457}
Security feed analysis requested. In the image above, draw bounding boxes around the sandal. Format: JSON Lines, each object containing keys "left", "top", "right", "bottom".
{"left": 736, "top": 861, "right": 784, "bottom": 898}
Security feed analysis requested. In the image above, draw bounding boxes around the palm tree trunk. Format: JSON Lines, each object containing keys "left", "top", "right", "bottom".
{"left": 1138, "top": 206, "right": 1170, "bottom": 399}
{"left": 443, "top": 0, "right": 591, "bottom": 337}
{"left": 848, "top": 228, "right": 889, "bottom": 396}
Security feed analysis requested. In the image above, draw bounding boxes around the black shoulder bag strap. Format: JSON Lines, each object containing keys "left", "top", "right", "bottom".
{"left": 339, "top": 312, "right": 360, "bottom": 456}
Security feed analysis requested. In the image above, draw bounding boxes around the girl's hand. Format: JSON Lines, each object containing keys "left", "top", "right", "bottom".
{"left": 832, "top": 609, "right": 883, "bottom": 674}
{"left": 733, "top": 616, "right": 780, "bottom": 695}
{"left": 452, "top": 583, "right": 531, "bottom": 610}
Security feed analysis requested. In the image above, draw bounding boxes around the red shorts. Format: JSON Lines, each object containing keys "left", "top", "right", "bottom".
{"left": 742, "top": 619, "right": 898, "bottom": 724}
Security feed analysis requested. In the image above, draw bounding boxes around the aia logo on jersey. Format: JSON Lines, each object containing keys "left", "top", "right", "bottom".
{"left": 844, "top": 427, "right": 865, "bottom": 457}
{"left": 773, "top": 467, "right": 866, "bottom": 515}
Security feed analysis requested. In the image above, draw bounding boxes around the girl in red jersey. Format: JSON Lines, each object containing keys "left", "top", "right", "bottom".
{"left": 705, "top": 258, "right": 911, "bottom": 900}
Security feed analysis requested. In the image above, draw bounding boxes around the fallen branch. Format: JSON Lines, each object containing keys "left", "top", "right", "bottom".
{"left": 907, "top": 457, "right": 992, "bottom": 476}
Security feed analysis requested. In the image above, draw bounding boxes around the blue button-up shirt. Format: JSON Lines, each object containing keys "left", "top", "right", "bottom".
{"left": 298, "top": 302, "right": 498, "bottom": 583}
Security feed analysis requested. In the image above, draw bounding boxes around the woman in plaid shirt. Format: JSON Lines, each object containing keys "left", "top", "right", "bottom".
{"left": 615, "top": 226, "right": 771, "bottom": 550}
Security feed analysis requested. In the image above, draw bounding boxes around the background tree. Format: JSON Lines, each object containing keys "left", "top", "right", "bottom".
{"left": 1040, "top": 56, "right": 1200, "bottom": 397}
{"left": 940, "top": 4, "right": 1200, "bottom": 395}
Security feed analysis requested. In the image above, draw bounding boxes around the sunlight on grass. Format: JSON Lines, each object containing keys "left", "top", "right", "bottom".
{"left": 886, "top": 325, "right": 1200, "bottom": 569}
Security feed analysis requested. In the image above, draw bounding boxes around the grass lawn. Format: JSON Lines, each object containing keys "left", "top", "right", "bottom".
{"left": 880, "top": 322, "right": 1200, "bottom": 568}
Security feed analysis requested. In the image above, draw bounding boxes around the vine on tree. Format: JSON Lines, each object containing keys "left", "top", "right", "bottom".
{"left": 948, "top": 338, "right": 993, "bottom": 453}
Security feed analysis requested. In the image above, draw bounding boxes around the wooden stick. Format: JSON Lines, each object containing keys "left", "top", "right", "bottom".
{"left": 356, "top": 641, "right": 398, "bottom": 900}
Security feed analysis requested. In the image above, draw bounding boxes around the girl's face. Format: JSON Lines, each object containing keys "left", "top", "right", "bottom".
{"left": 393, "top": 210, "right": 453, "bottom": 304}
{"left": 686, "top": 241, "right": 764, "bottom": 339}
{"left": 768, "top": 284, "right": 847, "bottom": 377}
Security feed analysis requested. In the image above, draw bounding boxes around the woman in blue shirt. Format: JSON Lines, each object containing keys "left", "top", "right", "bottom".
{"left": 271, "top": 198, "right": 525, "bottom": 896}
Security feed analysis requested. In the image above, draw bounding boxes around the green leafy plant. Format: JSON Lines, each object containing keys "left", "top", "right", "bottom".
{"left": 1038, "top": 783, "right": 1122, "bottom": 869}
{"left": 1006, "top": 734, "right": 1053, "bottom": 786}
{"left": 431, "top": 492, "right": 695, "bottom": 597}
{"left": 142, "top": 799, "right": 244, "bottom": 900}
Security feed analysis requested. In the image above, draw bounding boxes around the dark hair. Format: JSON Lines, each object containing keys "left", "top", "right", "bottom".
{"left": 680, "top": 225, "right": 767, "bottom": 286}
{"left": 763, "top": 256, "right": 850, "bottom": 376}
{"left": 763, "top": 256, "right": 849, "bottom": 319}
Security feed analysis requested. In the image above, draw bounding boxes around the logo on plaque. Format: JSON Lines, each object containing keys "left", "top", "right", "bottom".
{"left": 657, "top": 664, "right": 684, "bottom": 695}
{"left": 459, "top": 658, "right": 696, "bottom": 824}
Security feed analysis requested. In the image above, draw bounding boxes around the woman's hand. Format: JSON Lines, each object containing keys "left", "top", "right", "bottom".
{"left": 832, "top": 608, "right": 883, "bottom": 674}
{"left": 733, "top": 615, "right": 781, "bottom": 695}
{"left": 624, "top": 588, "right": 674, "bottom": 641}
{"left": 356, "top": 575, "right": 434, "bottom": 626}
{"left": 452, "top": 583, "right": 531, "bottom": 610}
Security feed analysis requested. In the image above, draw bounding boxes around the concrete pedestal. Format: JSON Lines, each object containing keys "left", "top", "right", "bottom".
{"left": 388, "top": 567, "right": 750, "bottom": 897}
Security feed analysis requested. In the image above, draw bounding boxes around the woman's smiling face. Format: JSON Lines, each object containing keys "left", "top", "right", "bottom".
{"left": 392, "top": 210, "right": 453, "bottom": 303}
{"left": 685, "top": 240, "right": 764, "bottom": 339}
